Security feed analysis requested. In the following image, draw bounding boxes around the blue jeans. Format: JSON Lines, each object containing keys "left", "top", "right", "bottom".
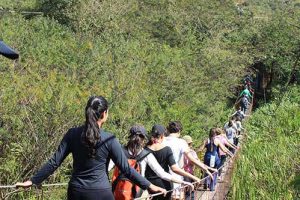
{"left": 204, "top": 158, "right": 221, "bottom": 191}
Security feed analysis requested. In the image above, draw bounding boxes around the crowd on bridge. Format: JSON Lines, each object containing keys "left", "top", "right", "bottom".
{"left": 14, "top": 77, "right": 254, "bottom": 200}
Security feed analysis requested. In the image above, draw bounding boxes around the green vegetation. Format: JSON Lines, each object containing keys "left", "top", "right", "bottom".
{"left": 0, "top": 0, "right": 299, "bottom": 199}
{"left": 231, "top": 87, "right": 300, "bottom": 199}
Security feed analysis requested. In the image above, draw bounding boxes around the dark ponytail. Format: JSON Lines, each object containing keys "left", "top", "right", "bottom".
{"left": 147, "top": 136, "right": 154, "bottom": 146}
{"left": 126, "top": 134, "right": 145, "bottom": 157}
{"left": 82, "top": 96, "right": 108, "bottom": 158}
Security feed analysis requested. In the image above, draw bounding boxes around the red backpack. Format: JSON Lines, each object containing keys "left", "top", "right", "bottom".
{"left": 112, "top": 148, "right": 150, "bottom": 200}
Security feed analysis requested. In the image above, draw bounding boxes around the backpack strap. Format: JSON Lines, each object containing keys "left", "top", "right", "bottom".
{"left": 135, "top": 149, "right": 151, "bottom": 162}
{"left": 94, "top": 135, "right": 116, "bottom": 162}
{"left": 122, "top": 146, "right": 131, "bottom": 158}
{"left": 95, "top": 135, "right": 116, "bottom": 149}
{"left": 130, "top": 149, "right": 151, "bottom": 198}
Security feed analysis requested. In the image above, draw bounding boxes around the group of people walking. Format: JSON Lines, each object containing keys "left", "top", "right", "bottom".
{"left": 15, "top": 77, "right": 253, "bottom": 200}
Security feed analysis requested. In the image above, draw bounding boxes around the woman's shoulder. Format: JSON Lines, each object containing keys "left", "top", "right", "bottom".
{"left": 146, "top": 145, "right": 171, "bottom": 153}
{"left": 99, "top": 130, "right": 117, "bottom": 145}
{"left": 100, "top": 130, "right": 115, "bottom": 139}
{"left": 65, "top": 126, "right": 84, "bottom": 138}
{"left": 161, "top": 145, "right": 173, "bottom": 153}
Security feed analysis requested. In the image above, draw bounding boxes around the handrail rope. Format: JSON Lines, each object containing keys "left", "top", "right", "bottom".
{"left": 0, "top": 183, "right": 68, "bottom": 189}
{"left": 0, "top": 185, "right": 16, "bottom": 189}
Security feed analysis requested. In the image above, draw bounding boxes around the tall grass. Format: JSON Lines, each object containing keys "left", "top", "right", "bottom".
{"left": 231, "top": 87, "right": 300, "bottom": 200}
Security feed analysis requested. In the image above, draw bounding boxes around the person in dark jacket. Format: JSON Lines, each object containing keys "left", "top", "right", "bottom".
{"left": 16, "top": 96, "right": 166, "bottom": 200}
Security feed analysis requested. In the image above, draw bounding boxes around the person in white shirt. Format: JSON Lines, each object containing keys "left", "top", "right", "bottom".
{"left": 164, "top": 121, "right": 217, "bottom": 199}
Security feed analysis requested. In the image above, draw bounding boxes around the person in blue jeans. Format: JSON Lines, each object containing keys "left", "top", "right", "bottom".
{"left": 202, "top": 128, "right": 233, "bottom": 191}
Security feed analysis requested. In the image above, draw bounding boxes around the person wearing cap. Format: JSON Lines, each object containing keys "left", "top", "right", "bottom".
{"left": 182, "top": 135, "right": 199, "bottom": 176}
{"left": 145, "top": 125, "right": 201, "bottom": 200}
{"left": 164, "top": 121, "right": 217, "bottom": 199}
{"left": 182, "top": 135, "right": 199, "bottom": 200}
{"left": 108, "top": 125, "right": 194, "bottom": 198}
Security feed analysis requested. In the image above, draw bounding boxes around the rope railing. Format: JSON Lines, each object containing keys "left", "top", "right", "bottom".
{"left": 0, "top": 185, "right": 16, "bottom": 189}
{"left": 0, "top": 183, "right": 68, "bottom": 189}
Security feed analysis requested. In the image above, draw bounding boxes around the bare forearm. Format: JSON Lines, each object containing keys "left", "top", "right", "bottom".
{"left": 187, "top": 153, "right": 208, "bottom": 171}
{"left": 219, "top": 143, "right": 234, "bottom": 157}
{"left": 226, "top": 149, "right": 234, "bottom": 157}
{"left": 225, "top": 139, "right": 237, "bottom": 149}
{"left": 228, "top": 142, "right": 238, "bottom": 149}
{"left": 171, "top": 165, "right": 199, "bottom": 182}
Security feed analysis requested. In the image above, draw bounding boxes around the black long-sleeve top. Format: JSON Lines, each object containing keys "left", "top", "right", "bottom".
{"left": 31, "top": 127, "right": 151, "bottom": 190}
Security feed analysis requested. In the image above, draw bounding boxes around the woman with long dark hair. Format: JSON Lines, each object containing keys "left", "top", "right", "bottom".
{"left": 16, "top": 96, "right": 166, "bottom": 200}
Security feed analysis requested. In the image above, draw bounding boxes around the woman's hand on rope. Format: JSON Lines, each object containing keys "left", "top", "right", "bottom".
{"left": 148, "top": 184, "right": 167, "bottom": 197}
{"left": 15, "top": 180, "right": 32, "bottom": 188}
{"left": 182, "top": 181, "right": 194, "bottom": 191}
{"left": 194, "top": 177, "right": 201, "bottom": 183}
{"left": 208, "top": 166, "right": 218, "bottom": 173}
{"left": 206, "top": 167, "right": 218, "bottom": 179}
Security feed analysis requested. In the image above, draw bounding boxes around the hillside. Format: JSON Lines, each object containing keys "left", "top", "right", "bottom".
{"left": 0, "top": 0, "right": 299, "bottom": 199}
